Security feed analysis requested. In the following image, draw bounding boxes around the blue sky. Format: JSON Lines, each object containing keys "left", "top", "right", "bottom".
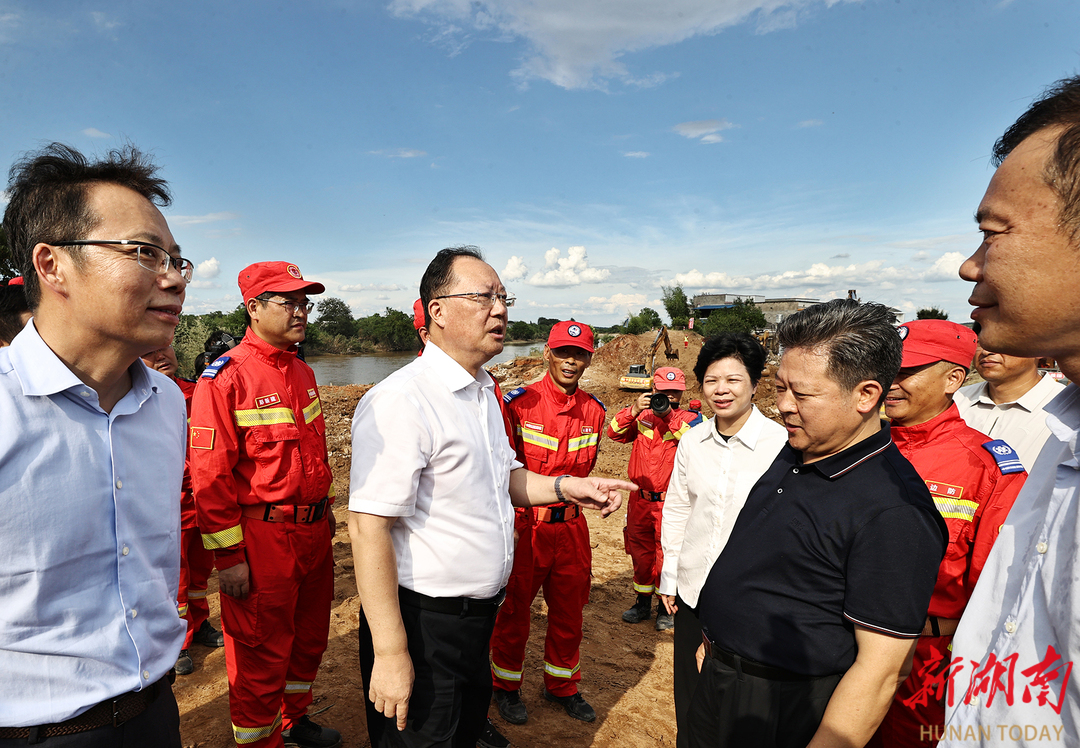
{"left": 2, "top": 0, "right": 1077, "bottom": 325}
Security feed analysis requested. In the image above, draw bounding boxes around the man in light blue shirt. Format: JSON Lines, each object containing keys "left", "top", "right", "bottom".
{"left": 0, "top": 143, "right": 191, "bottom": 746}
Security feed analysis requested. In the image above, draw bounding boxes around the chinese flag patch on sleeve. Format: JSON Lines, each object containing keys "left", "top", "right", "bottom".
{"left": 190, "top": 427, "right": 216, "bottom": 450}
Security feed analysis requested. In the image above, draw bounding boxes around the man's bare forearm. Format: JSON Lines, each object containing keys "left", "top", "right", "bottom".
{"left": 349, "top": 512, "right": 408, "bottom": 655}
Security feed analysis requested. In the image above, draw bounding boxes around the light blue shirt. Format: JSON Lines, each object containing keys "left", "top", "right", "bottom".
{"left": 942, "top": 384, "right": 1079, "bottom": 747}
{"left": 0, "top": 322, "right": 187, "bottom": 726}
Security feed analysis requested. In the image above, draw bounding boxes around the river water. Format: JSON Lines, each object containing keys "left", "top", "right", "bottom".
{"left": 306, "top": 341, "right": 538, "bottom": 386}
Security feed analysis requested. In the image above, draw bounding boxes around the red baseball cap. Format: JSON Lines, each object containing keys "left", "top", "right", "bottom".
{"left": 412, "top": 298, "right": 426, "bottom": 332}
{"left": 547, "top": 321, "right": 594, "bottom": 352}
{"left": 653, "top": 366, "right": 686, "bottom": 391}
{"left": 238, "top": 262, "right": 325, "bottom": 302}
{"left": 898, "top": 320, "right": 977, "bottom": 369}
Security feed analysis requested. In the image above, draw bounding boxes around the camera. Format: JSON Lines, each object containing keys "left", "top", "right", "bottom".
{"left": 194, "top": 331, "right": 239, "bottom": 377}
{"left": 649, "top": 392, "right": 672, "bottom": 416}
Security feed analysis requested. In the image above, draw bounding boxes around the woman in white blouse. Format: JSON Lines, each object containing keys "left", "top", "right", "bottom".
{"left": 658, "top": 333, "right": 788, "bottom": 747}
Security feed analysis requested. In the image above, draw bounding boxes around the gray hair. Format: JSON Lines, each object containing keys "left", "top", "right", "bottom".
{"left": 777, "top": 299, "right": 901, "bottom": 402}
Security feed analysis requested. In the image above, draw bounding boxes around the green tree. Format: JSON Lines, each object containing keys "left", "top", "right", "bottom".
{"left": 0, "top": 226, "right": 20, "bottom": 280}
{"left": 624, "top": 307, "right": 662, "bottom": 335}
{"left": 701, "top": 299, "right": 767, "bottom": 336}
{"left": 916, "top": 307, "right": 949, "bottom": 320}
{"left": 507, "top": 320, "right": 538, "bottom": 340}
{"left": 662, "top": 285, "right": 691, "bottom": 329}
{"left": 356, "top": 307, "right": 418, "bottom": 351}
{"left": 315, "top": 297, "right": 356, "bottom": 337}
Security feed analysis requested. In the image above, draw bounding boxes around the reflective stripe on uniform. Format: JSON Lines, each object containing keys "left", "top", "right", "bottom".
{"left": 543, "top": 660, "right": 580, "bottom": 679}
{"left": 491, "top": 659, "right": 523, "bottom": 682}
{"left": 663, "top": 421, "right": 692, "bottom": 442}
{"left": 302, "top": 398, "right": 322, "bottom": 424}
{"left": 284, "top": 680, "right": 312, "bottom": 694}
{"left": 202, "top": 524, "right": 244, "bottom": 550}
{"left": 609, "top": 415, "right": 631, "bottom": 435}
{"left": 328, "top": 482, "right": 337, "bottom": 499}
{"left": 233, "top": 712, "right": 282, "bottom": 745}
{"left": 177, "top": 603, "right": 188, "bottom": 617}
{"left": 637, "top": 423, "right": 655, "bottom": 440}
{"left": 933, "top": 496, "right": 978, "bottom": 522}
{"left": 633, "top": 582, "right": 655, "bottom": 594}
{"left": 234, "top": 407, "right": 295, "bottom": 427}
{"left": 188, "top": 588, "right": 208, "bottom": 600}
{"left": 520, "top": 426, "right": 559, "bottom": 451}
{"left": 567, "top": 433, "right": 598, "bottom": 452}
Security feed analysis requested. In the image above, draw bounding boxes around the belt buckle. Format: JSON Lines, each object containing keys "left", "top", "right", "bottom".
{"left": 551, "top": 505, "right": 565, "bottom": 522}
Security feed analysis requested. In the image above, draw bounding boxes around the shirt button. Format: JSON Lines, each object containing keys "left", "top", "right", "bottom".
{"left": 122, "top": 546, "right": 129, "bottom": 556}
{"left": 115, "top": 479, "right": 122, "bottom": 489}
{"left": 81, "top": 391, "right": 91, "bottom": 397}
{"left": 131, "top": 609, "right": 138, "bottom": 618}
{"left": 143, "top": 670, "right": 150, "bottom": 680}
{"left": 792, "top": 468, "right": 799, "bottom": 474}
{"left": 968, "top": 695, "right": 979, "bottom": 707}
{"left": 1004, "top": 620, "right": 1017, "bottom": 634}
{"left": 1036, "top": 541, "right": 1048, "bottom": 554}
{"left": 777, "top": 488, "right": 783, "bottom": 494}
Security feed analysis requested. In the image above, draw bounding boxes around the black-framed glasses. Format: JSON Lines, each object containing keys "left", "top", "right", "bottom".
{"left": 433, "top": 291, "right": 516, "bottom": 308}
{"left": 261, "top": 297, "right": 315, "bottom": 315}
{"left": 57, "top": 240, "right": 194, "bottom": 282}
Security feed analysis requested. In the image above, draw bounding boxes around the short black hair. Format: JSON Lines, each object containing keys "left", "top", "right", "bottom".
{"left": 777, "top": 299, "right": 902, "bottom": 405}
{"left": 0, "top": 281, "right": 29, "bottom": 344}
{"left": 418, "top": 246, "right": 484, "bottom": 328}
{"left": 3, "top": 143, "right": 171, "bottom": 308}
{"left": 693, "top": 333, "right": 768, "bottom": 387}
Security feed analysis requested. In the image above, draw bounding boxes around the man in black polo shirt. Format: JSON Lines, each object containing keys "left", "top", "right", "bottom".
{"left": 688, "top": 299, "right": 948, "bottom": 748}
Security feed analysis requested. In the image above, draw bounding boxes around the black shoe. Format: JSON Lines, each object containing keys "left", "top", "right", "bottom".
{"left": 544, "top": 689, "right": 596, "bottom": 722}
{"left": 175, "top": 649, "right": 194, "bottom": 676}
{"left": 281, "top": 716, "right": 342, "bottom": 748}
{"left": 494, "top": 688, "right": 528, "bottom": 724}
{"left": 622, "top": 597, "right": 652, "bottom": 624}
{"left": 192, "top": 620, "right": 225, "bottom": 648}
{"left": 655, "top": 612, "right": 675, "bottom": 631}
{"left": 477, "top": 718, "right": 511, "bottom": 748}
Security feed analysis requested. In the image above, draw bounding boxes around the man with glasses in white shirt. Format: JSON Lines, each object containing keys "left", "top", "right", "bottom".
{"left": 0, "top": 143, "right": 190, "bottom": 746}
{"left": 349, "top": 246, "right": 633, "bottom": 748}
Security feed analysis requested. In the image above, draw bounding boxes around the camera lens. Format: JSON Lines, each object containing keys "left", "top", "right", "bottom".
{"left": 649, "top": 392, "right": 671, "bottom": 415}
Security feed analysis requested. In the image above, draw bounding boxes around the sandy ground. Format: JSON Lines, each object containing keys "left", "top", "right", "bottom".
{"left": 174, "top": 331, "right": 781, "bottom": 747}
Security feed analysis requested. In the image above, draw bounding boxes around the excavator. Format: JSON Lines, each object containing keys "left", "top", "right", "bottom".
{"left": 619, "top": 326, "right": 680, "bottom": 390}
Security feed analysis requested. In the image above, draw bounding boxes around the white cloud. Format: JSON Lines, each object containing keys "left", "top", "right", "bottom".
{"left": 375, "top": 294, "right": 390, "bottom": 301}
{"left": 90, "top": 12, "right": 120, "bottom": 32}
{"left": 388, "top": 0, "right": 851, "bottom": 90}
{"left": 339, "top": 283, "right": 405, "bottom": 292}
{"left": 81, "top": 127, "right": 110, "bottom": 139}
{"left": 503, "top": 255, "right": 528, "bottom": 281}
{"left": 0, "top": 191, "right": 8, "bottom": 206}
{"left": 797, "top": 119, "right": 823, "bottom": 128}
{"left": 673, "top": 119, "right": 735, "bottom": 141}
{"left": 923, "top": 252, "right": 966, "bottom": 282}
{"left": 196, "top": 257, "right": 221, "bottom": 279}
{"left": 584, "top": 292, "right": 649, "bottom": 315}
{"left": 526, "top": 246, "right": 611, "bottom": 287}
{"left": 370, "top": 148, "right": 428, "bottom": 158}
{"left": 188, "top": 280, "right": 221, "bottom": 290}
{"left": 169, "top": 211, "right": 238, "bottom": 226}
{"left": 623, "top": 151, "right": 650, "bottom": 158}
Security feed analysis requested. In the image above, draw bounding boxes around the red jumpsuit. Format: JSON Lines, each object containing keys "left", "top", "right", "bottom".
{"left": 607, "top": 403, "right": 701, "bottom": 597}
{"left": 490, "top": 374, "right": 607, "bottom": 698}
{"left": 189, "top": 330, "right": 335, "bottom": 748}
{"left": 870, "top": 404, "right": 1026, "bottom": 748}
{"left": 173, "top": 376, "right": 216, "bottom": 650}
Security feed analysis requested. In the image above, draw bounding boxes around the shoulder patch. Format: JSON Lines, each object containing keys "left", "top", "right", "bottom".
{"left": 982, "top": 439, "right": 1025, "bottom": 475}
{"left": 503, "top": 386, "right": 526, "bottom": 404}
{"left": 687, "top": 411, "right": 704, "bottom": 428}
{"left": 200, "top": 355, "right": 231, "bottom": 379}
{"left": 588, "top": 392, "right": 607, "bottom": 412}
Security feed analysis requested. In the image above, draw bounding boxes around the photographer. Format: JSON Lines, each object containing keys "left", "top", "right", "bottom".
{"left": 608, "top": 367, "right": 702, "bottom": 630}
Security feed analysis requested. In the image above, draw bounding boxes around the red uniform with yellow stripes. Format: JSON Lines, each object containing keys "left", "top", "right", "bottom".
{"left": 869, "top": 404, "right": 1026, "bottom": 748}
{"left": 490, "top": 373, "right": 606, "bottom": 698}
{"left": 189, "top": 330, "right": 334, "bottom": 748}
{"left": 173, "top": 375, "right": 216, "bottom": 649}
{"left": 606, "top": 402, "right": 701, "bottom": 597}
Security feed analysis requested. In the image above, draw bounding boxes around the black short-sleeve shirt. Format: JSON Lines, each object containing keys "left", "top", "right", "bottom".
{"left": 697, "top": 425, "right": 948, "bottom": 677}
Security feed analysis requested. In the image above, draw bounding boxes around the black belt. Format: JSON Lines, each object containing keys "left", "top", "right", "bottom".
{"left": 701, "top": 634, "right": 814, "bottom": 682}
{"left": 643, "top": 491, "right": 665, "bottom": 502}
{"left": 398, "top": 586, "right": 506, "bottom": 618}
{"left": 242, "top": 497, "right": 328, "bottom": 523}
{"left": 0, "top": 670, "right": 174, "bottom": 740}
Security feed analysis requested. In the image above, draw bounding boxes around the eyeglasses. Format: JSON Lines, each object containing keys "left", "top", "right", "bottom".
{"left": 57, "top": 240, "right": 194, "bottom": 282}
{"left": 261, "top": 297, "right": 315, "bottom": 315}
{"left": 433, "top": 291, "right": 516, "bottom": 308}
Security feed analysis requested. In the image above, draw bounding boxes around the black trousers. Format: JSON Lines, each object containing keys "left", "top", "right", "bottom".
{"left": 359, "top": 598, "right": 498, "bottom": 748}
{"left": 673, "top": 596, "right": 702, "bottom": 748}
{"left": 0, "top": 678, "right": 181, "bottom": 748}
{"left": 686, "top": 651, "right": 842, "bottom": 748}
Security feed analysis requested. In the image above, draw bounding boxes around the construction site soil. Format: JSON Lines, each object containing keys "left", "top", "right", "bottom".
{"left": 175, "top": 331, "right": 782, "bottom": 747}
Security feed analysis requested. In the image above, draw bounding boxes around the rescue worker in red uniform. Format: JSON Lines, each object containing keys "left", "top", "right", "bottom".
{"left": 189, "top": 262, "right": 340, "bottom": 748}
{"left": 489, "top": 321, "right": 607, "bottom": 725}
{"left": 869, "top": 320, "right": 1026, "bottom": 748}
{"left": 607, "top": 366, "right": 702, "bottom": 630}
{"left": 141, "top": 344, "right": 224, "bottom": 676}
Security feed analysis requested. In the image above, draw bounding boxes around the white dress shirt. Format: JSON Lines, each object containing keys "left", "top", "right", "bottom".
{"left": 954, "top": 373, "right": 1065, "bottom": 471}
{"left": 942, "top": 383, "right": 1078, "bottom": 746}
{"left": 349, "top": 341, "right": 521, "bottom": 599}
{"left": 659, "top": 405, "right": 788, "bottom": 608}
{"left": 0, "top": 322, "right": 187, "bottom": 726}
